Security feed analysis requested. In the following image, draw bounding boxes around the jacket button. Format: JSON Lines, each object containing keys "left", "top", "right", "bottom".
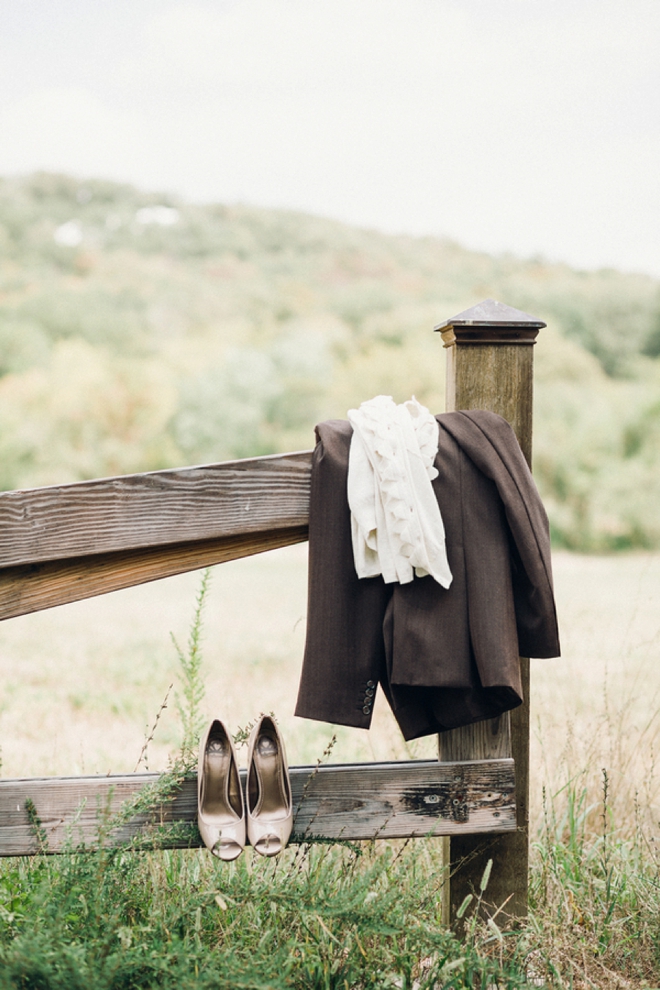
{"left": 366, "top": 680, "right": 375, "bottom": 688}
{"left": 362, "top": 705, "right": 372, "bottom": 715}
{"left": 365, "top": 687, "right": 375, "bottom": 698}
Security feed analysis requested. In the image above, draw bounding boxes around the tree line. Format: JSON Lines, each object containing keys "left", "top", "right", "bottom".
{"left": 1, "top": 172, "right": 659, "bottom": 550}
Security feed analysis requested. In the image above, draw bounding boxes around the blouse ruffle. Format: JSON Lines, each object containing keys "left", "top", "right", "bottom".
{"left": 347, "top": 395, "right": 453, "bottom": 587}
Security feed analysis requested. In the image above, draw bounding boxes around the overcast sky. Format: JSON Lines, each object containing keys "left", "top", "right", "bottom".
{"left": 0, "top": 0, "right": 658, "bottom": 275}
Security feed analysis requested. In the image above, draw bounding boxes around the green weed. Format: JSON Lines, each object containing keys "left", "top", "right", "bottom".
{"left": 171, "top": 567, "right": 212, "bottom": 772}
{"left": 1, "top": 796, "right": 658, "bottom": 990}
{"left": 0, "top": 841, "right": 527, "bottom": 989}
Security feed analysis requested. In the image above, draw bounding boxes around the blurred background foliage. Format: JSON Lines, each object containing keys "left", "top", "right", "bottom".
{"left": 1, "top": 171, "right": 660, "bottom": 550}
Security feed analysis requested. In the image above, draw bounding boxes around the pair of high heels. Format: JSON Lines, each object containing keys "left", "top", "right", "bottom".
{"left": 197, "top": 715, "right": 293, "bottom": 861}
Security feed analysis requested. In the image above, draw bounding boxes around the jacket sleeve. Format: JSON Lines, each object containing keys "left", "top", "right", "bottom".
{"left": 439, "top": 410, "right": 560, "bottom": 659}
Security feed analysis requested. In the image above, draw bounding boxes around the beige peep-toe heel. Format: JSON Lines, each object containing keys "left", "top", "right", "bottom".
{"left": 246, "top": 716, "right": 293, "bottom": 857}
{"left": 197, "top": 719, "right": 246, "bottom": 861}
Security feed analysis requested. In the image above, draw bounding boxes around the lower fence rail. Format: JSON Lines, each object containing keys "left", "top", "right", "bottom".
{"left": 0, "top": 758, "right": 515, "bottom": 856}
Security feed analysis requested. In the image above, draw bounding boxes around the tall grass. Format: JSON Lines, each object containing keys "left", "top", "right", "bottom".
{"left": 529, "top": 774, "right": 660, "bottom": 987}
{"left": 1, "top": 571, "right": 660, "bottom": 988}
{"left": 1, "top": 795, "right": 658, "bottom": 988}
{"left": 0, "top": 842, "right": 502, "bottom": 989}
{"left": 171, "top": 567, "right": 212, "bottom": 772}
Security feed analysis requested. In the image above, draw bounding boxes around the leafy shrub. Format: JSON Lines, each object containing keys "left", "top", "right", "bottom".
{"left": 2, "top": 171, "right": 660, "bottom": 549}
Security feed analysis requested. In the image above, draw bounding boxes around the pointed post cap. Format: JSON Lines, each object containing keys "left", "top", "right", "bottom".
{"left": 434, "top": 299, "right": 546, "bottom": 347}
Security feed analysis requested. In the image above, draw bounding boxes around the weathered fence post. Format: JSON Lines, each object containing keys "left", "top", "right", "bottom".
{"left": 434, "top": 298, "right": 546, "bottom": 925}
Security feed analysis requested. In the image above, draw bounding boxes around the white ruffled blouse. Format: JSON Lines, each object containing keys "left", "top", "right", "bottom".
{"left": 347, "top": 395, "right": 453, "bottom": 588}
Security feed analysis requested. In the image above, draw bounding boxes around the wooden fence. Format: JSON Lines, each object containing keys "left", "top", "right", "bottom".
{"left": 0, "top": 298, "right": 545, "bottom": 925}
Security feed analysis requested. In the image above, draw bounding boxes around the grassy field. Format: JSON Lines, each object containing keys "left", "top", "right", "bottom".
{"left": 1, "top": 549, "right": 659, "bottom": 987}
{"left": 1, "top": 548, "right": 659, "bottom": 802}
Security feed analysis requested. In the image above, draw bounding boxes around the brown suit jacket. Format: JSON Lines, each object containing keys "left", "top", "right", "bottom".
{"left": 294, "top": 410, "right": 560, "bottom": 740}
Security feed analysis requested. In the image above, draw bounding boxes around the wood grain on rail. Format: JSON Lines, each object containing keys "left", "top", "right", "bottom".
{"left": 0, "top": 526, "right": 309, "bottom": 620}
{"left": 0, "top": 759, "right": 516, "bottom": 856}
{"left": 0, "top": 450, "right": 312, "bottom": 569}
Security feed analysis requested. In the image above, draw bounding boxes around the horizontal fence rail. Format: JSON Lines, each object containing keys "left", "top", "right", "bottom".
{"left": 0, "top": 450, "right": 313, "bottom": 565}
{"left": 0, "top": 760, "right": 516, "bottom": 856}
{"left": 0, "top": 451, "right": 313, "bottom": 620}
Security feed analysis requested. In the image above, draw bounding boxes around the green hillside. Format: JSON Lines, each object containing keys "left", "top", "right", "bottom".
{"left": 1, "top": 171, "right": 660, "bottom": 550}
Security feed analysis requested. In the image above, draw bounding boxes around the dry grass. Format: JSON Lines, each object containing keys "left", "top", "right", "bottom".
{"left": 531, "top": 551, "right": 660, "bottom": 838}
{"left": 0, "top": 542, "right": 432, "bottom": 780}
{"left": 1, "top": 547, "right": 659, "bottom": 800}
{"left": 1, "top": 549, "right": 660, "bottom": 987}
{"left": 1, "top": 549, "right": 659, "bottom": 844}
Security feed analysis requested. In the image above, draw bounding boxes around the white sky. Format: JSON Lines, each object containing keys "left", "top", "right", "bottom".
{"left": 0, "top": 0, "right": 658, "bottom": 275}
